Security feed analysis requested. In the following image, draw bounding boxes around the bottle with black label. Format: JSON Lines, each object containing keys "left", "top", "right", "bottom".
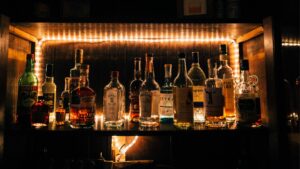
{"left": 173, "top": 53, "right": 194, "bottom": 129}
{"left": 204, "top": 59, "right": 225, "bottom": 128}
{"left": 17, "top": 54, "right": 38, "bottom": 126}
{"left": 42, "top": 63, "right": 57, "bottom": 122}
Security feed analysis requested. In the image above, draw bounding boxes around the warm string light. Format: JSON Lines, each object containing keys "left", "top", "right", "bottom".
{"left": 230, "top": 42, "right": 240, "bottom": 79}
{"left": 112, "top": 136, "right": 139, "bottom": 162}
{"left": 282, "top": 42, "right": 300, "bottom": 47}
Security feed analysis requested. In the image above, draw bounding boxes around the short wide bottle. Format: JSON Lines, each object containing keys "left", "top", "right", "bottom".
{"left": 103, "top": 71, "right": 125, "bottom": 127}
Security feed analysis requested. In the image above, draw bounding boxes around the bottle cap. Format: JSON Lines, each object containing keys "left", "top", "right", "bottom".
{"left": 178, "top": 52, "right": 186, "bottom": 59}
{"left": 219, "top": 44, "right": 227, "bottom": 54}
{"left": 111, "top": 71, "right": 119, "bottom": 78}
{"left": 134, "top": 57, "right": 141, "bottom": 61}
{"left": 240, "top": 60, "right": 249, "bottom": 70}
{"left": 194, "top": 102, "right": 204, "bottom": 107}
{"left": 192, "top": 52, "right": 199, "bottom": 63}
{"left": 46, "top": 64, "right": 54, "bottom": 77}
{"left": 75, "top": 49, "right": 84, "bottom": 64}
{"left": 145, "top": 53, "right": 154, "bottom": 58}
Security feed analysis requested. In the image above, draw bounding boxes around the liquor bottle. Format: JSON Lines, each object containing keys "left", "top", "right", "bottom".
{"left": 173, "top": 53, "right": 194, "bottom": 129}
{"left": 129, "top": 57, "right": 143, "bottom": 122}
{"left": 55, "top": 97, "right": 66, "bottom": 126}
{"left": 70, "top": 49, "right": 84, "bottom": 92}
{"left": 205, "top": 59, "right": 225, "bottom": 128}
{"left": 61, "top": 77, "right": 70, "bottom": 121}
{"left": 188, "top": 52, "right": 206, "bottom": 124}
{"left": 31, "top": 96, "right": 49, "bottom": 128}
{"left": 103, "top": 71, "right": 125, "bottom": 127}
{"left": 217, "top": 44, "right": 235, "bottom": 123}
{"left": 235, "top": 60, "right": 261, "bottom": 127}
{"left": 42, "top": 63, "right": 56, "bottom": 122}
{"left": 17, "top": 54, "right": 38, "bottom": 126}
{"left": 139, "top": 53, "right": 160, "bottom": 127}
{"left": 159, "top": 64, "right": 174, "bottom": 123}
{"left": 70, "top": 64, "right": 96, "bottom": 128}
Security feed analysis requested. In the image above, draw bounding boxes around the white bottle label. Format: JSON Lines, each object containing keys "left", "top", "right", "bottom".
{"left": 204, "top": 87, "right": 224, "bottom": 116}
{"left": 140, "top": 90, "right": 160, "bottom": 118}
{"left": 192, "top": 85, "right": 205, "bottom": 104}
{"left": 104, "top": 89, "right": 119, "bottom": 121}
{"left": 159, "top": 93, "right": 174, "bottom": 117}
{"left": 173, "top": 87, "right": 194, "bottom": 123}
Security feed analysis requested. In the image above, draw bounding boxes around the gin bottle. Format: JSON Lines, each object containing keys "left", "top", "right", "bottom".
{"left": 159, "top": 64, "right": 174, "bottom": 123}
{"left": 129, "top": 57, "right": 143, "bottom": 122}
{"left": 173, "top": 53, "right": 194, "bottom": 129}
{"left": 139, "top": 53, "right": 160, "bottom": 127}
{"left": 217, "top": 44, "right": 235, "bottom": 123}
{"left": 188, "top": 52, "right": 206, "bottom": 124}
{"left": 103, "top": 71, "right": 125, "bottom": 127}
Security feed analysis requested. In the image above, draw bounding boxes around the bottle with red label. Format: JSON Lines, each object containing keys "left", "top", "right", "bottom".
{"left": 17, "top": 54, "right": 38, "bottom": 127}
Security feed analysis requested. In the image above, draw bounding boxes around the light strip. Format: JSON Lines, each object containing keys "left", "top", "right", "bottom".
{"left": 282, "top": 42, "right": 300, "bottom": 47}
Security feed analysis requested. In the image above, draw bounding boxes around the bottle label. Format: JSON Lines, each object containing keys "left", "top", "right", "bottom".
{"left": 17, "top": 85, "right": 38, "bottom": 125}
{"left": 222, "top": 78, "right": 235, "bottom": 114}
{"left": 104, "top": 89, "right": 119, "bottom": 121}
{"left": 159, "top": 93, "right": 174, "bottom": 117}
{"left": 192, "top": 85, "right": 205, "bottom": 105}
{"left": 204, "top": 87, "right": 224, "bottom": 117}
{"left": 236, "top": 95, "right": 260, "bottom": 123}
{"left": 43, "top": 93, "right": 55, "bottom": 112}
{"left": 70, "top": 77, "right": 80, "bottom": 92}
{"left": 129, "top": 91, "right": 140, "bottom": 114}
{"left": 140, "top": 90, "right": 160, "bottom": 118}
{"left": 173, "top": 87, "right": 193, "bottom": 123}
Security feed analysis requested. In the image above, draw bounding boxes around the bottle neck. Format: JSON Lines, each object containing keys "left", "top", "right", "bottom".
{"left": 64, "top": 79, "right": 70, "bottom": 91}
{"left": 220, "top": 54, "right": 228, "bottom": 66}
{"left": 111, "top": 77, "right": 119, "bottom": 83}
{"left": 177, "top": 59, "right": 188, "bottom": 77}
{"left": 80, "top": 76, "right": 88, "bottom": 87}
{"left": 134, "top": 60, "right": 142, "bottom": 80}
{"left": 25, "top": 58, "right": 34, "bottom": 72}
{"left": 45, "top": 76, "right": 54, "bottom": 83}
{"left": 145, "top": 57, "right": 155, "bottom": 80}
{"left": 241, "top": 70, "right": 249, "bottom": 83}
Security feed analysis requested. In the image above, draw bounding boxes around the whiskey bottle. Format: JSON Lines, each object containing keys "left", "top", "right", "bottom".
{"left": 159, "top": 64, "right": 174, "bottom": 123}
{"left": 70, "top": 49, "right": 84, "bottom": 92}
{"left": 61, "top": 77, "right": 70, "bottom": 121}
{"left": 217, "top": 44, "right": 235, "bottom": 123}
{"left": 188, "top": 52, "right": 206, "bottom": 124}
{"left": 173, "top": 53, "right": 194, "bottom": 129}
{"left": 42, "top": 63, "right": 56, "bottom": 122}
{"left": 139, "top": 53, "right": 160, "bottom": 127}
{"left": 103, "top": 71, "right": 125, "bottom": 128}
{"left": 129, "top": 57, "right": 143, "bottom": 122}
{"left": 55, "top": 97, "right": 66, "bottom": 126}
{"left": 70, "top": 64, "right": 96, "bottom": 128}
{"left": 17, "top": 54, "right": 38, "bottom": 126}
{"left": 205, "top": 59, "right": 225, "bottom": 128}
{"left": 235, "top": 60, "right": 261, "bottom": 127}
{"left": 31, "top": 96, "right": 49, "bottom": 128}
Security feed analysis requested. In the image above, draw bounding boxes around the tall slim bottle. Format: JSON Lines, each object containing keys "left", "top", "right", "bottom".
{"left": 103, "top": 71, "right": 125, "bottom": 127}
{"left": 70, "top": 49, "right": 84, "bottom": 92}
{"left": 139, "top": 53, "right": 160, "bottom": 127}
{"left": 159, "top": 64, "right": 174, "bottom": 123}
{"left": 61, "top": 77, "right": 70, "bottom": 121}
{"left": 129, "top": 57, "right": 143, "bottom": 122}
{"left": 70, "top": 64, "right": 96, "bottom": 128}
{"left": 205, "top": 59, "right": 225, "bottom": 128}
{"left": 173, "top": 53, "right": 194, "bottom": 129}
{"left": 188, "top": 52, "right": 206, "bottom": 124}
{"left": 42, "top": 63, "right": 56, "bottom": 122}
{"left": 17, "top": 54, "right": 38, "bottom": 126}
{"left": 217, "top": 44, "right": 235, "bottom": 123}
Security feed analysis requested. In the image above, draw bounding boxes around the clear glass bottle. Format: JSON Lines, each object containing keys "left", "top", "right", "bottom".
{"left": 70, "top": 64, "right": 96, "bottom": 128}
{"left": 205, "top": 59, "right": 225, "bottom": 128}
{"left": 173, "top": 53, "right": 194, "bottom": 129}
{"left": 159, "top": 64, "right": 174, "bottom": 123}
{"left": 139, "top": 53, "right": 160, "bottom": 127}
{"left": 31, "top": 96, "right": 49, "bottom": 128}
{"left": 103, "top": 71, "right": 125, "bottom": 128}
{"left": 55, "top": 97, "right": 66, "bottom": 126}
{"left": 129, "top": 57, "right": 143, "bottom": 122}
{"left": 188, "top": 52, "right": 206, "bottom": 124}
{"left": 217, "top": 44, "right": 235, "bottom": 123}
{"left": 42, "top": 63, "right": 56, "bottom": 122}
{"left": 235, "top": 59, "right": 261, "bottom": 127}
{"left": 61, "top": 77, "right": 70, "bottom": 121}
{"left": 70, "top": 49, "right": 84, "bottom": 93}
{"left": 17, "top": 54, "right": 38, "bottom": 126}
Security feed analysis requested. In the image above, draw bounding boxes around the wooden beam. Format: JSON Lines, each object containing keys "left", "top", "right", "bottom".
{"left": 9, "top": 25, "right": 38, "bottom": 43}
{"left": 236, "top": 26, "right": 264, "bottom": 43}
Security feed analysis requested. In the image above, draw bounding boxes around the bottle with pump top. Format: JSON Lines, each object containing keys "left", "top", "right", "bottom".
{"left": 17, "top": 54, "right": 38, "bottom": 126}
{"left": 173, "top": 53, "right": 194, "bottom": 129}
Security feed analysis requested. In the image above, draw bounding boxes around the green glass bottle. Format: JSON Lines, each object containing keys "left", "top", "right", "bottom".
{"left": 17, "top": 54, "right": 39, "bottom": 126}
